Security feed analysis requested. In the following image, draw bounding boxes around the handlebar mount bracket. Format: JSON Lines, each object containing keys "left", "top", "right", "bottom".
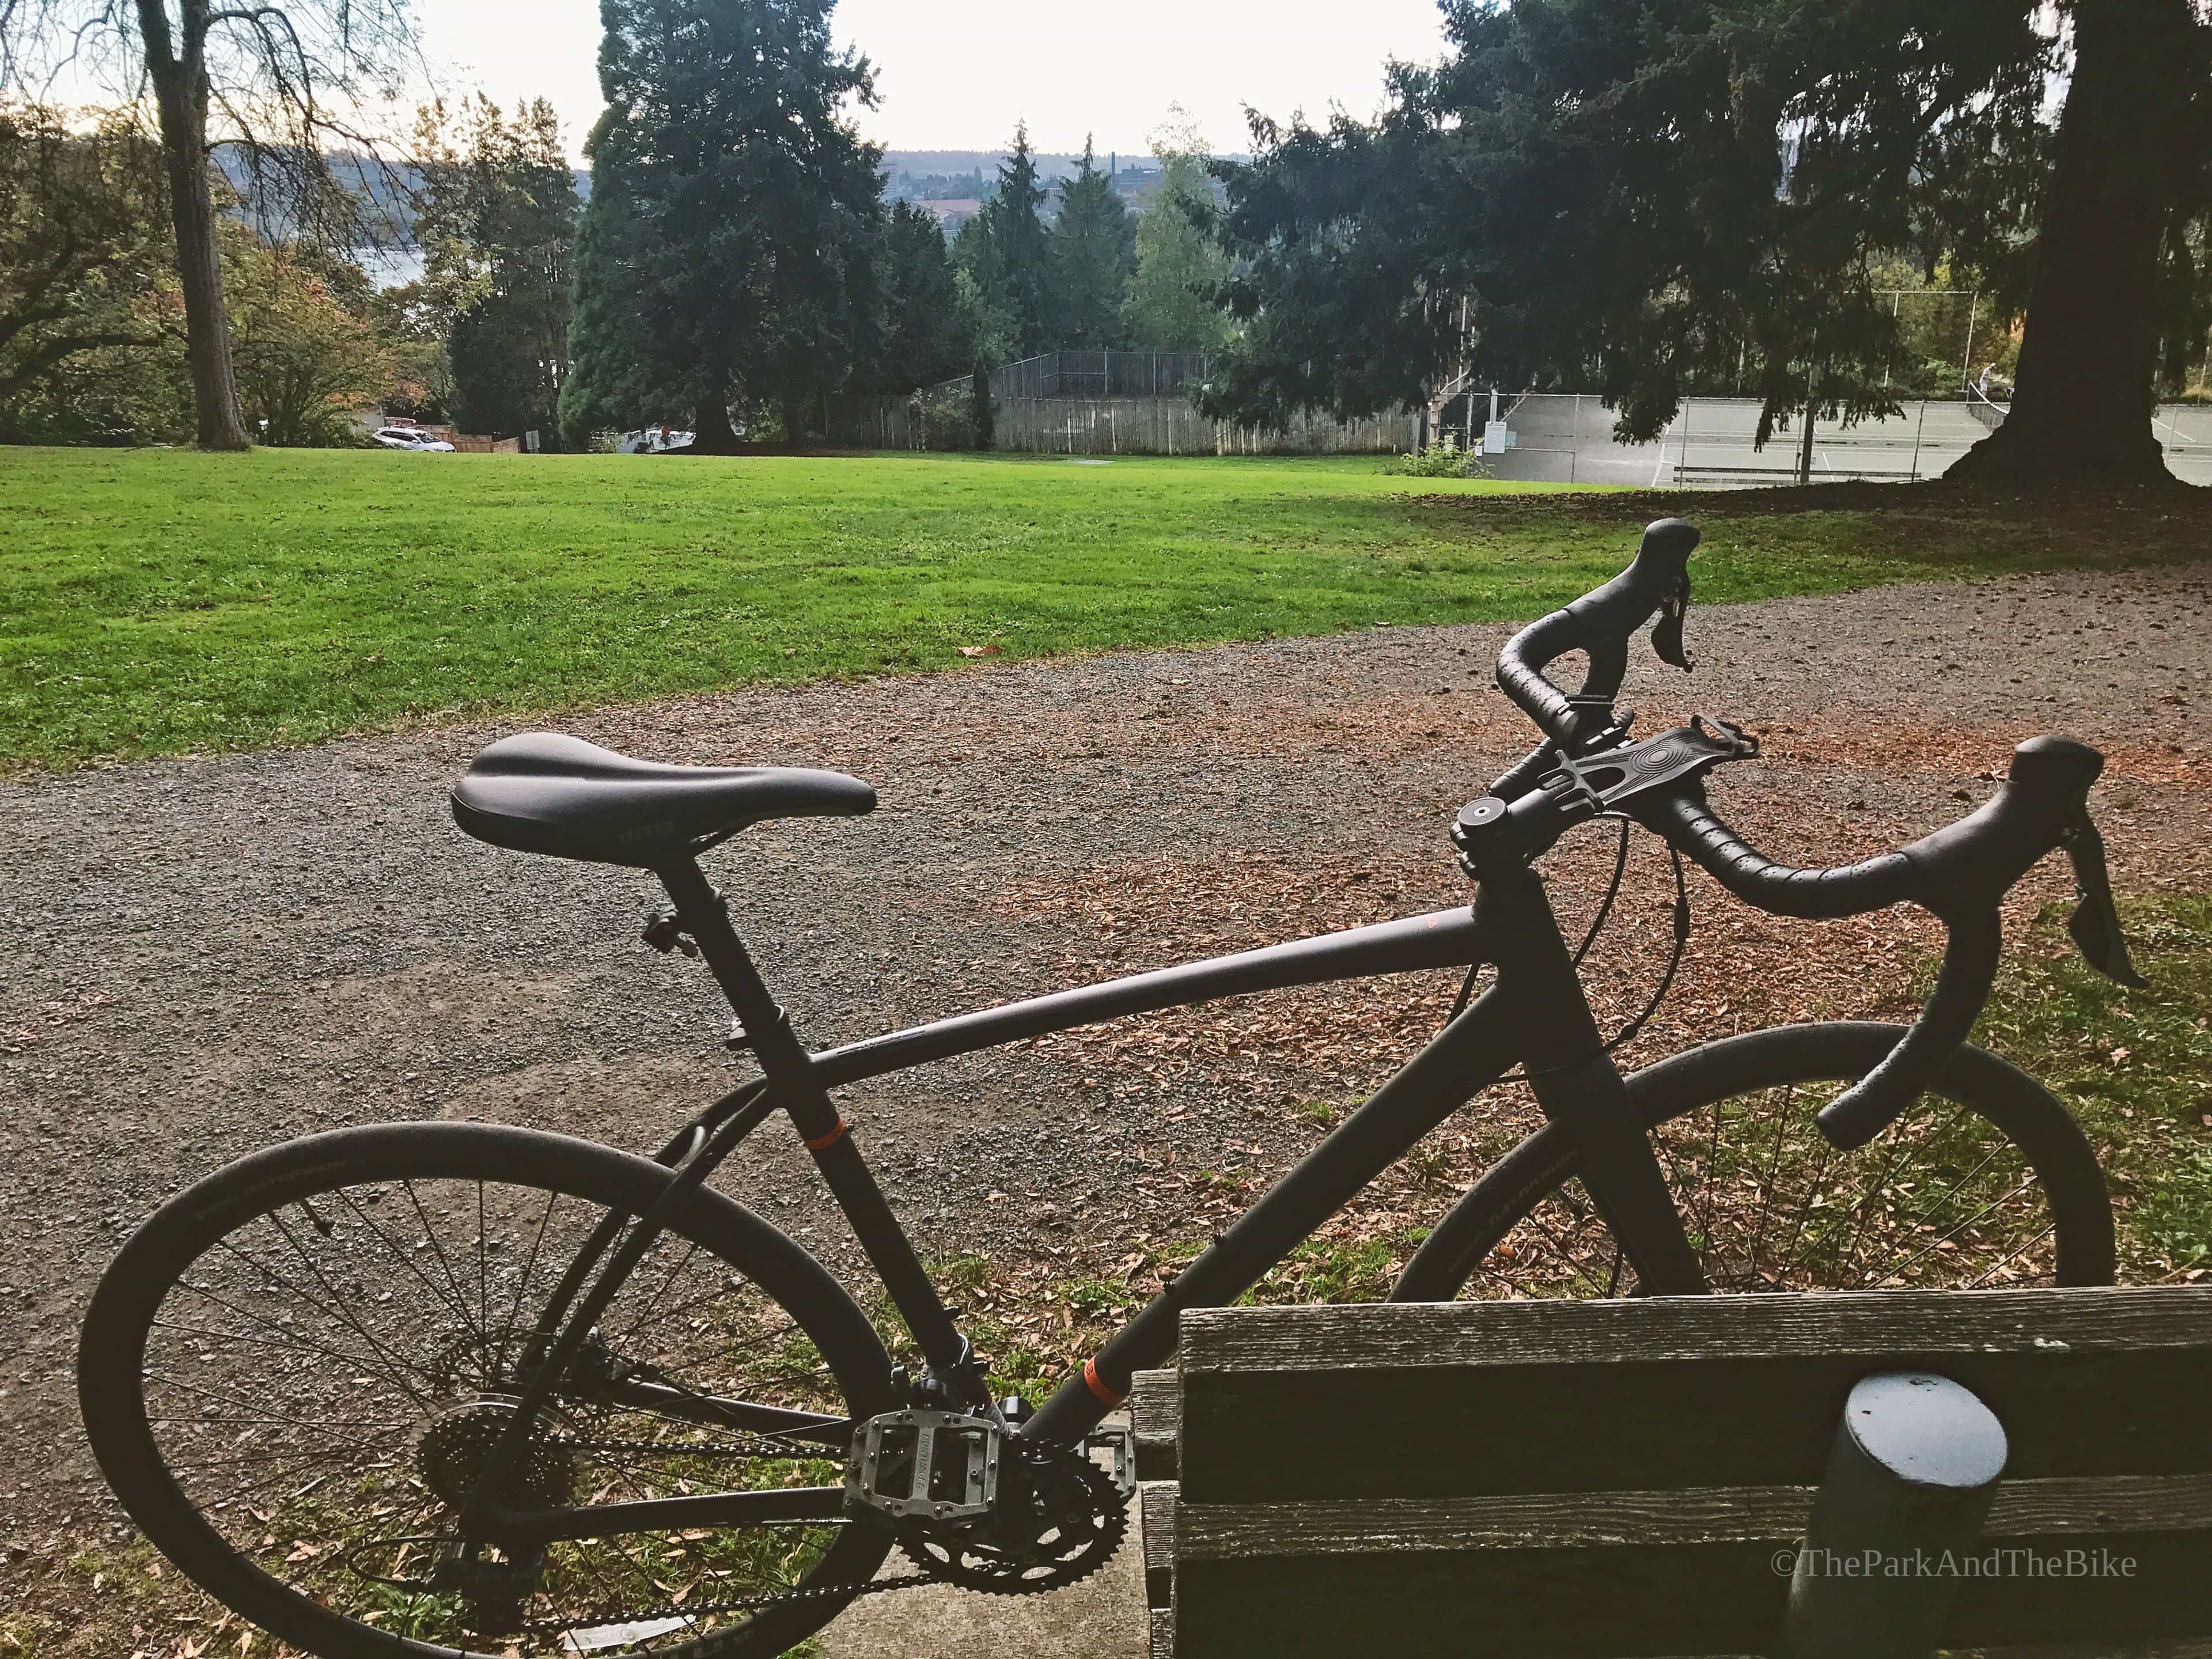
{"left": 1545, "top": 715, "right": 1759, "bottom": 817}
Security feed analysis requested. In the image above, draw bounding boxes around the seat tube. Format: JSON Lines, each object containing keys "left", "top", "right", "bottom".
{"left": 654, "top": 858, "right": 974, "bottom": 1380}
{"left": 1478, "top": 867, "right": 1709, "bottom": 1296}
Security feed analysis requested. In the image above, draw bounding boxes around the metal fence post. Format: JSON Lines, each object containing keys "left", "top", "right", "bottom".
{"left": 1785, "top": 1371, "right": 2008, "bottom": 1659}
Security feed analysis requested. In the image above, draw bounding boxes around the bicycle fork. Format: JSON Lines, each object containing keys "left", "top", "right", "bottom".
{"left": 1477, "top": 866, "right": 1708, "bottom": 1298}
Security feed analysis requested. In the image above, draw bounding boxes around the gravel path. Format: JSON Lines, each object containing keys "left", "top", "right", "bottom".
{"left": 4, "top": 563, "right": 2210, "bottom": 1650}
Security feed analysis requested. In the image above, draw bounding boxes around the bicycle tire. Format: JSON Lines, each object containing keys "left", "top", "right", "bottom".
{"left": 1392, "top": 1021, "right": 2115, "bottom": 1301}
{"left": 78, "top": 1122, "right": 900, "bottom": 1659}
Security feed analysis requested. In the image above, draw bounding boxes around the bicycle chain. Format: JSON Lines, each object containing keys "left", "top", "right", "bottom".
{"left": 473, "top": 1431, "right": 1130, "bottom": 1637}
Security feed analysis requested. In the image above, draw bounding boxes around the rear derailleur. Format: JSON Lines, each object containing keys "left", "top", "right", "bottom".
{"left": 844, "top": 1400, "right": 1135, "bottom": 1595}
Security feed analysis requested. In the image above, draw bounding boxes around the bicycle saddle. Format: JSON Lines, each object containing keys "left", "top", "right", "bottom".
{"left": 451, "top": 732, "right": 876, "bottom": 866}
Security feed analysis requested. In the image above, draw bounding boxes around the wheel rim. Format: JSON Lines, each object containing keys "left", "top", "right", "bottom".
{"left": 1441, "top": 1044, "right": 2101, "bottom": 1302}
{"left": 103, "top": 1140, "right": 884, "bottom": 1657}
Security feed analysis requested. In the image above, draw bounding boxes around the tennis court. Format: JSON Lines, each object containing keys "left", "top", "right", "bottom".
{"left": 1469, "top": 393, "right": 2212, "bottom": 488}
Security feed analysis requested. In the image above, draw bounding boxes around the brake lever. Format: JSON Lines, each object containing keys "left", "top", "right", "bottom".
{"left": 2061, "top": 815, "right": 2147, "bottom": 988}
{"left": 1650, "top": 570, "right": 1692, "bottom": 671}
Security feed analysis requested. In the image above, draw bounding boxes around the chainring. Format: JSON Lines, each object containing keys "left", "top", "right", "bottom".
{"left": 897, "top": 1450, "right": 1128, "bottom": 1596}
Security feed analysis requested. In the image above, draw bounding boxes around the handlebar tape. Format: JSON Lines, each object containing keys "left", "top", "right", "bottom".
{"left": 1641, "top": 793, "right": 1918, "bottom": 920}
{"left": 1643, "top": 736, "right": 2108, "bottom": 1151}
{"left": 1497, "top": 518, "right": 1699, "bottom": 748}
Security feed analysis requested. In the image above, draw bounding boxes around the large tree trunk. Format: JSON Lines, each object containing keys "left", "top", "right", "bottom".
{"left": 140, "top": 1, "right": 251, "bottom": 451}
{"left": 688, "top": 386, "right": 742, "bottom": 454}
{"left": 1950, "top": 0, "right": 2194, "bottom": 486}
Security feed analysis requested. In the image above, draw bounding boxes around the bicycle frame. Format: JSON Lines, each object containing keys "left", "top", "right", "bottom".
{"left": 459, "top": 849, "right": 1708, "bottom": 1543}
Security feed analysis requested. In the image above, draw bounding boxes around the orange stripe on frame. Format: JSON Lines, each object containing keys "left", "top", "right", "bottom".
{"left": 1082, "top": 1357, "right": 1126, "bottom": 1407}
{"left": 804, "top": 1118, "right": 847, "bottom": 1152}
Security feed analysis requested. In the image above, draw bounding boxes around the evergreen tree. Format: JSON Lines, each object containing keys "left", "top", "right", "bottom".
{"left": 415, "top": 97, "right": 580, "bottom": 444}
{"left": 863, "top": 201, "right": 976, "bottom": 390}
{"left": 559, "top": 0, "right": 887, "bottom": 452}
{"left": 1202, "top": 0, "right": 2210, "bottom": 483}
{"left": 1047, "top": 137, "right": 1134, "bottom": 349}
{"left": 1126, "top": 113, "right": 1232, "bottom": 353}
{"left": 958, "top": 123, "right": 1051, "bottom": 357}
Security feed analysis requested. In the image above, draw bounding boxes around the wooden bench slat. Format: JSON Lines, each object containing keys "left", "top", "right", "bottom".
{"left": 1178, "top": 1287, "right": 2212, "bottom": 1373}
{"left": 1141, "top": 1483, "right": 1176, "bottom": 1612}
{"left": 1172, "top": 1536, "right": 2212, "bottom": 1656}
{"left": 1158, "top": 1472, "right": 2212, "bottom": 1558}
{"left": 1131, "top": 1368, "right": 1178, "bottom": 1483}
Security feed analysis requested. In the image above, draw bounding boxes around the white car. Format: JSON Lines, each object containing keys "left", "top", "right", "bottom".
{"left": 373, "top": 426, "right": 456, "bottom": 452}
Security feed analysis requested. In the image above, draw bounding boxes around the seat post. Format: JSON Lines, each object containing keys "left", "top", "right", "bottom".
{"left": 653, "top": 857, "right": 839, "bottom": 1137}
{"left": 652, "top": 854, "right": 976, "bottom": 1382}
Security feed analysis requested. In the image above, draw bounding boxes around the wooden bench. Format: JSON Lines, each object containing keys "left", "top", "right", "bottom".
{"left": 1132, "top": 1286, "right": 2212, "bottom": 1658}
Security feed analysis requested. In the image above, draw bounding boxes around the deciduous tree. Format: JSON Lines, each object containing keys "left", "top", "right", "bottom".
{"left": 1, "top": 0, "right": 423, "bottom": 449}
{"left": 0, "top": 106, "right": 175, "bottom": 430}
{"left": 1126, "top": 109, "right": 1231, "bottom": 354}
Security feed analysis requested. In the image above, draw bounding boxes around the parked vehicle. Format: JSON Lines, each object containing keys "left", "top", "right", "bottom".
{"left": 373, "top": 425, "right": 456, "bottom": 453}
{"left": 618, "top": 425, "right": 696, "bottom": 454}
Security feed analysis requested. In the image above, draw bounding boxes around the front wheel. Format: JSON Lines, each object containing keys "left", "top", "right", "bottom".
{"left": 78, "top": 1122, "right": 900, "bottom": 1659}
{"left": 1393, "top": 1022, "right": 2115, "bottom": 1302}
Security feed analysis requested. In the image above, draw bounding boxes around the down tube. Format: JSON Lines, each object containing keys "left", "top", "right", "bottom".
{"left": 1022, "top": 980, "right": 1522, "bottom": 1445}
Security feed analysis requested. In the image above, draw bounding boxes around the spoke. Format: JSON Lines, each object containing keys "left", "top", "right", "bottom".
{"left": 148, "top": 1313, "right": 426, "bottom": 1396}
{"left": 1869, "top": 1177, "right": 2040, "bottom": 1287}
{"left": 1770, "top": 1130, "right": 1838, "bottom": 1289}
{"left": 616, "top": 1239, "right": 703, "bottom": 1343}
{"left": 495, "top": 1186, "right": 563, "bottom": 1380}
{"left": 1835, "top": 1103, "right": 1962, "bottom": 1285}
{"left": 333, "top": 1185, "right": 494, "bottom": 1379}
{"left": 478, "top": 1181, "right": 491, "bottom": 1349}
{"left": 1965, "top": 1222, "right": 2059, "bottom": 1289}
{"left": 146, "top": 1365, "right": 406, "bottom": 1430}
{"left": 191, "top": 1435, "right": 411, "bottom": 1513}
{"left": 1743, "top": 1086, "right": 1798, "bottom": 1290}
{"left": 402, "top": 1180, "right": 494, "bottom": 1370}
{"left": 197, "top": 1243, "right": 439, "bottom": 1412}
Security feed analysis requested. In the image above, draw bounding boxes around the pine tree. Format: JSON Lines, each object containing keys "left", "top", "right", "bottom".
{"left": 1047, "top": 137, "right": 1134, "bottom": 350}
{"left": 1203, "top": 0, "right": 2211, "bottom": 482}
{"left": 559, "top": 0, "right": 886, "bottom": 452}
{"left": 959, "top": 123, "right": 1051, "bottom": 358}
{"left": 864, "top": 201, "right": 978, "bottom": 390}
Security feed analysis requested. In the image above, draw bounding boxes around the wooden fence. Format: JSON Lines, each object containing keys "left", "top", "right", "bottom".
{"left": 823, "top": 390, "right": 1416, "bottom": 457}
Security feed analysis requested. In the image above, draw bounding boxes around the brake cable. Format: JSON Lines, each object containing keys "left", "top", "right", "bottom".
{"left": 1442, "top": 815, "right": 1692, "bottom": 1076}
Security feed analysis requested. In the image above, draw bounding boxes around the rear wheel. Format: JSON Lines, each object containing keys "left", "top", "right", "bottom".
{"left": 1393, "top": 1022, "right": 2115, "bottom": 1301}
{"left": 78, "top": 1123, "right": 899, "bottom": 1658}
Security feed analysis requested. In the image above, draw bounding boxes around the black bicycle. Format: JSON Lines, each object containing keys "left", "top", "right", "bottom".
{"left": 78, "top": 518, "right": 2143, "bottom": 1658}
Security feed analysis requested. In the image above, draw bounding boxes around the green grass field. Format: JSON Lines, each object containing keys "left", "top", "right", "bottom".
{"left": 5, "top": 446, "right": 2204, "bottom": 766}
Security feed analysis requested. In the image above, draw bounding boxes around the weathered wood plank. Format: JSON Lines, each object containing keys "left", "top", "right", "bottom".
{"left": 1178, "top": 1287, "right": 2212, "bottom": 1374}
{"left": 1149, "top": 1606, "right": 1173, "bottom": 1659}
{"left": 1131, "top": 1369, "right": 1178, "bottom": 1483}
{"left": 1166, "top": 1473, "right": 2212, "bottom": 1559}
{"left": 1172, "top": 1532, "right": 2212, "bottom": 1656}
{"left": 1177, "top": 1349, "right": 2212, "bottom": 1501}
{"left": 1141, "top": 1483, "right": 1176, "bottom": 1612}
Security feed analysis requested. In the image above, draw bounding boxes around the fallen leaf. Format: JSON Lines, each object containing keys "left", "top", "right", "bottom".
{"left": 957, "top": 643, "right": 1001, "bottom": 658}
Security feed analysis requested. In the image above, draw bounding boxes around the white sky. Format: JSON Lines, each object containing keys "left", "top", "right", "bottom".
{"left": 414, "top": 0, "right": 1453, "bottom": 160}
